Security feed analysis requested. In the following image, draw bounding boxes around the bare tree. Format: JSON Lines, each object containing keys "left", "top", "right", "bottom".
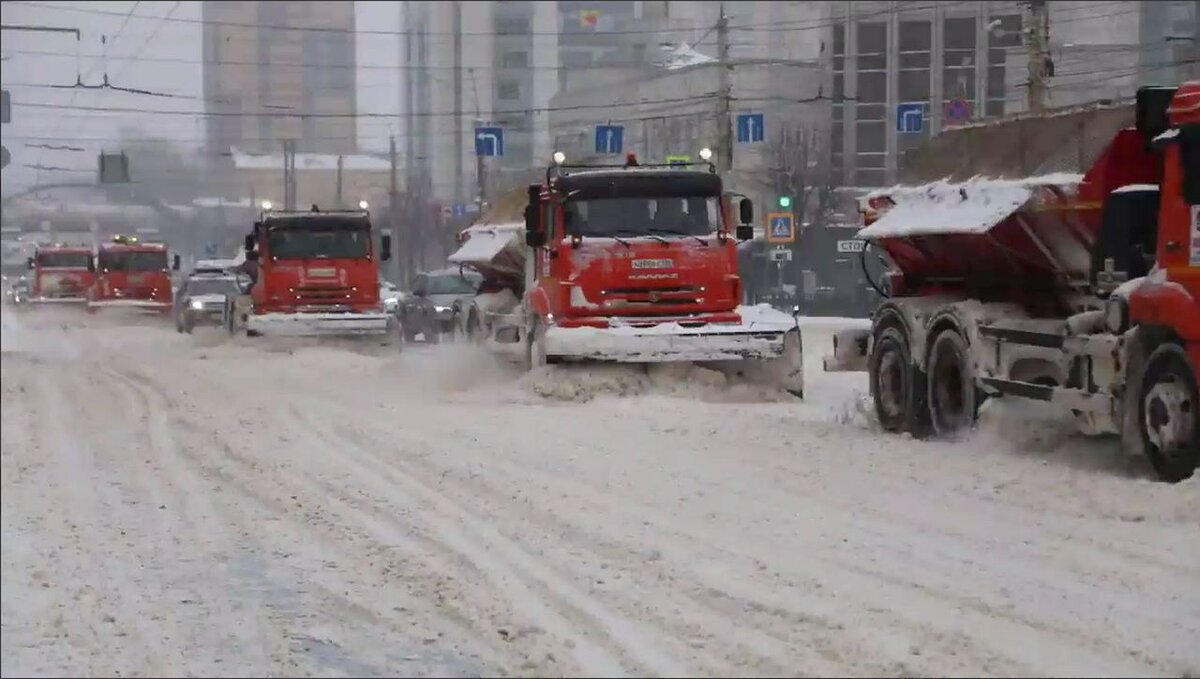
{"left": 116, "top": 126, "right": 216, "bottom": 203}
{"left": 756, "top": 123, "right": 838, "bottom": 227}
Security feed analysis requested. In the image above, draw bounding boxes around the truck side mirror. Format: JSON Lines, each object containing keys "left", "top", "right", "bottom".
{"left": 736, "top": 224, "right": 755, "bottom": 241}
{"left": 381, "top": 233, "right": 392, "bottom": 262}
{"left": 739, "top": 198, "right": 754, "bottom": 225}
{"left": 26, "top": 257, "right": 34, "bottom": 270}
{"left": 172, "top": 254, "right": 181, "bottom": 271}
{"left": 245, "top": 249, "right": 259, "bottom": 262}
{"left": 524, "top": 204, "right": 546, "bottom": 248}
{"left": 244, "top": 234, "right": 256, "bottom": 255}
{"left": 87, "top": 257, "right": 95, "bottom": 273}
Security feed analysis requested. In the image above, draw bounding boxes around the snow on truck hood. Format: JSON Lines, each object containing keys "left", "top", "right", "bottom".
{"left": 858, "top": 174, "right": 1083, "bottom": 240}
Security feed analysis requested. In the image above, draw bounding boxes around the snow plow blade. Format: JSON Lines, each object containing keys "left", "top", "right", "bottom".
{"left": 87, "top": 299, "right": 171, "bottom": 313}
{"left": 244, "top": 312, "right": 394, "bottom": 338}
{"left": 543, "top": 306, "right": 805, "bottom": 397}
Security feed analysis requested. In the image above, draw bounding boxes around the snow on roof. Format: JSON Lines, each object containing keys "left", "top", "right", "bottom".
{"left": 230, "top": 147, "right": 391, "bottom": 172}
{"left": 858, "top": 175, "right": 1084, "bottom": 240}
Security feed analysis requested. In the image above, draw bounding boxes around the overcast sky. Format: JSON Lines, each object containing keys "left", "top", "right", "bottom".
{"left": 0, "top": 1, "right": 401, "bottom": 198}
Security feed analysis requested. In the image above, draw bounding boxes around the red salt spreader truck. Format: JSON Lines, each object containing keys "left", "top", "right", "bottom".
{"left": 24, "top": 242, "right": 95, "bottom": 304}
{"left": 448, "top": 149, "right": 805, "bottom": 394}
{"left": 86, "top": 234, "right": 180, "bottom": 314}
{"left": 824, "top": 82, "right": 1200, "bottom": 482}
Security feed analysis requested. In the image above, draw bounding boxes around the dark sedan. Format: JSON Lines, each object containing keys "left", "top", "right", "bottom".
{"left": 396, "top": 268, "right": 482, "bottom": 343}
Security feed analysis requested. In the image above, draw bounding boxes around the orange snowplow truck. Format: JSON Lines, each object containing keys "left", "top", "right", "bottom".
{"left": 26, "top": 243, "right": 94, "bottom": 304}
{"left": 86, "top": 234, "right": 180, "bottom": 313}
{"left": 825, "top": 81, "right": 1199, "bottom": 482}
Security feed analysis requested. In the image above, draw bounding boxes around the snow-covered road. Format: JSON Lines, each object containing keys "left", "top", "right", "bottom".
{"left": 2, "top": 305, "right": 1197, "bottom": 677}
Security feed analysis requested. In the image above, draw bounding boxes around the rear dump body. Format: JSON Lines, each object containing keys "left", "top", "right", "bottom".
{"left": 88, "top": 239, "right": 175, "bottom": 312}
{"left": 230, "top": 209, "right": 394, "bottom": 339}
{"left": 29, "top": 246, "right": 94, "bottom": 303}
{"left": 449, "top": 157, "right": 804, "bottom": 397}
{"left": 824, "top": 81, "right": 1199, "bottom": 481}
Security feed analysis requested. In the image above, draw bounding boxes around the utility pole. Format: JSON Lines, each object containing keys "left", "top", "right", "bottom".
{"left": 389, "top": 135, "right": 400, "bottom": 285}
{"left": 716, "top": 3, "right": 733, "bottom": 174}
{"left": 335, "top": 154, "right": 344, "bottom": 209}
{"left": 282, "top": 139, "right": 297, "bottom": 210}
{"left": 1025, "top": 0, "right": 1050, "bottom": 113}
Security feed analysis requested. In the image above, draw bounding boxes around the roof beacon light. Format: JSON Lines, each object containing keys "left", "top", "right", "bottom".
{"left": 625, "top": 152, "right": 639, "bottom": 167}
{"left": 358, "top": 200, "right": 369, "bottom": 210}
{"left": 553, "top": 151, "right": 566, "bottom": 165}
{"left": 698, "top": 147, "right": 713, "bottom": 161}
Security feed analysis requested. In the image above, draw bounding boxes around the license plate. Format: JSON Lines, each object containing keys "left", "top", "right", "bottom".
{"left": 632, "top": 258, "right": 674, "bottom": 269}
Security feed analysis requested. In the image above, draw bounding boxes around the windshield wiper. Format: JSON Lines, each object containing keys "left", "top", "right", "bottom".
{"left": 619, "top": 229, "right": 668, "bottom": 245}
{"left": 648, "top": 228, "right": 708, "bottom": 246}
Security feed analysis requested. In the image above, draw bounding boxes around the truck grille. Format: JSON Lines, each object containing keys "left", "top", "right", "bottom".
{"left": 293, "top": 286, "right": 353, "bottom": 304}
{"left": 604, "top": 285, "right": 704, "bottom": 306}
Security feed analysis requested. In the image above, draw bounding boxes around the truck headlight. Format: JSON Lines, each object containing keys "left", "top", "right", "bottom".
{"left": 190, "top": 299, "right": 204, "bottom": 310}
{"left": 1105, "top": 296, "right": 1128, "bottom": 334}
{"left": 434, "top": 305, "right": 451, "bottom": 313}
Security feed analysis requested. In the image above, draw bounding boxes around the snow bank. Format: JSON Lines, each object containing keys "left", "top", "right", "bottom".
{"left": 521, "top": 362, "right": 795, "bottom": 404}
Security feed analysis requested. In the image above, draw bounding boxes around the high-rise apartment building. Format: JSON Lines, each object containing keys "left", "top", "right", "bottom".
{"left": 202, "top": 1, "right": 358, "bottom": 157}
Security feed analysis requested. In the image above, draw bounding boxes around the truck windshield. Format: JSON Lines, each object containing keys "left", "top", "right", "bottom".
{"left": 564, "top": 196, "right": 720, "bottom": 238}
{"left": 37, "top": 252, "right": 91, "bottom": 268}
{"left": 98, "top": 250, "right": 168, "bottom": 271}
{"left": 267, "top": 227, "right": 370, "bottom": 259}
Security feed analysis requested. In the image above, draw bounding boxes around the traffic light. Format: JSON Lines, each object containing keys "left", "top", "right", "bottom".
{"left": 778, "top": 195, "right": 792, "bottom": 209}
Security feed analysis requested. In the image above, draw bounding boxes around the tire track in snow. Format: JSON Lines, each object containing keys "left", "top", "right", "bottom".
{"left": 280, "top": 403, "right": 683, "bottom": 678}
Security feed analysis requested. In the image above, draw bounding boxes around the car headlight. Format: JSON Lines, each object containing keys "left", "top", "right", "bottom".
{"left": 1105, "top": 296, "right": 1128, "bottom": 334}
{"left": 190, "top": 299, "right": 204, "bottom": 310}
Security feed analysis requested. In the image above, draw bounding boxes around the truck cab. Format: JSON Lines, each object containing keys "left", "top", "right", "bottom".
{"left": 87, "top": 235, "right": 179, "bottom": 312}
{"left": 523, "top": 152, "right": 756, "bottom": 330}
{"left": 27, "top": 244, "right": 94, "bottom": 303}
{"left": 230, "top": 204, "right": 395, "bottom": 338}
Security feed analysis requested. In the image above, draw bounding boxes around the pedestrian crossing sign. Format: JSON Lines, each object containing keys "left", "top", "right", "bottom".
{"left": 766, "top": 212, "right": 795, "bottom": 243}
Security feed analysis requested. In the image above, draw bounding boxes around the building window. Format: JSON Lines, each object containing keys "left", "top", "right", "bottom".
{"left": 502, "top": 51, "right": 528, "bottom": 68}
{"left": 497, "top": 80, "right": 520, "bottom": 100}
{"left": 495, "top": 17, "right": 531, "bottom": 35}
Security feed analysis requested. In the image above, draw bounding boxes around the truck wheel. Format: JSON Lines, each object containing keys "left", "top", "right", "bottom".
{"left": 182, "top": 315, "right": 194, "bottom": 334}
{"left": 466, "top": 310, "right": 485, "bottom": 345}
{"left": 175, "top": 314, "right": 184, "bottom": 333}
{"left": 870, "top": 323, "right": 927, "bottom": 434}
{"left": 1138, "top": 343, "right": 1198, "bottom": 483}
{"left": 402, "top": 323, "right": 418, "bottom": 343}
{"left": 926, "top": 327, "right": 978, "bottom": 436}
{"left": 525, "top": 317, "right": 547, "bottom": 370}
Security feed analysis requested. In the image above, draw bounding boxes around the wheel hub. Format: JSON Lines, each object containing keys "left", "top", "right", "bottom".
{"left": 1144, "top": 379, "right": 1195, "bottom": 454}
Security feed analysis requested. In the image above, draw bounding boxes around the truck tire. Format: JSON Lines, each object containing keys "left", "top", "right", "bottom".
{"left": 869, "top": 323, "right": 928, "bottom": 434}
{"left": 1138, "top": 343, "right": 1198, "bottom": 483}
{"left": 926, "top": 327, "right": 978, "bottom": 436}
{"left": 402, "top": 323, "right": 418, "bottom": 343}
{"left": 525, "top": 316, "right": 547, "bottom": 370}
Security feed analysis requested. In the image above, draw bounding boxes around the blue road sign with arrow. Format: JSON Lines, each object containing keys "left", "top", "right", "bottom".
{"left": 474, "top": 126, "right": 504, "bottom": 157}
{"left": 736, "top": 113, "right": 765, "bottom": 143}
{"left": 594, "top": 125, "right": 624, "bottom": 154}
{"left": 897, "top": 102, "right": 924, "bottom": 134}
